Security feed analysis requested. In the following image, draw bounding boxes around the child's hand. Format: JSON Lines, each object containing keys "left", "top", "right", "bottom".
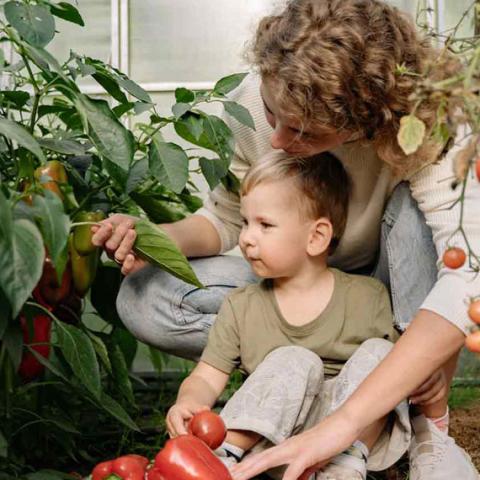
{"left": 410, "top": 369, "right": 447, "bottom": 406}
{"left": 166, "top": 402, "right": 210, "bottom": 438}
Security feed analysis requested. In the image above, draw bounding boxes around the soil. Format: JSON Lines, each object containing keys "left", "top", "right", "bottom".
{"left": 450, "top": 402, "right": 480, "bottom": 470}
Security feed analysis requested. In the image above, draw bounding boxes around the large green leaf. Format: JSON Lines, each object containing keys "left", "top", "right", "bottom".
{"left": 0, "top": 90, "right": 30, "bottom": 109}
{"left": 199, "top": 157, "right": 229, "bottom": 190}
{"left": 174, "top": 113, "right": 208, "bottom": 146}
{"left": 203, "top": 114, "right": 235, "bottom": 163}
{"left": 32, "top": 191, "right": 70, "bottom": 278}
{"left": 213, "top": 72, "right": 248, "bottom": 96}
{"left": 134, "top": 220, "right": 203, "bottom": 288}
{"left": 0, "top": 192, "right": 44, "bottom": 318}
{"left": 175, "top": 87, "right": 195, "bottom": 103}
{"left": 148, "top": 139, "right": 189, "bottom": 194}
{"left": 223, "top": 101, "right": 255, "bottom": 130}
{"left": 4, "top": 1, "right": 55, "bottom": 48}
{"left": 22, "top": 43, "right": 65, "bottom": 78}
{"left": 116, "top": 76, "right": 152, "bottom": 104}
{"left": 111, "top": 327, "right": 138, "bottom": 369}
{"left": 130, "top": 191, "right": 187, "bottom": 223}
{"left": 55, "top": 322, "right": 101, "bottom": 399}
{"left": 74, "top": 95, "right": 134, "bottom": 185}
{"left": 0, "top": 118, "right": 45, "bottom": 162}
{"left": 108, "top": 341, "right": 135, "bottom": 405}
{"left": 3, "top": 322, "right": 23, "bottom": 371}
{"left": 38, "top": 138, "right": 88, "bottom": 155}
{"left": 99, "top": 392, "right": 139, "bottom": 431}
{"left": 49, "top": 2, "right": 84, "bottom": 26}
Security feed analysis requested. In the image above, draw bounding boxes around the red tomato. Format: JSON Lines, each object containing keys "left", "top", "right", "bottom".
{"left": 468, "top": 300, "right": 480, "bottom": 325}
{"left": 151, "top": 435, "right": 232, "bottom": 480}
{"left": 91, "top": 461, "right": 113, "bottom": 480}
{"left": 476, "top": 158, "right": 480, "bottom": 182}
{"left": 188, "top": 410, "right": 227, "bottom": 450}
{"left": 442, "top": 247, "right": 466, "bottom": 269}
{"left": 465, "top": 331, "right": 480, "bottom": 353}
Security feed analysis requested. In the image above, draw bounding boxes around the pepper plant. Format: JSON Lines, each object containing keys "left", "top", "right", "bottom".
{"left": 0, "top": 0, "right": 254, "bottom": 476}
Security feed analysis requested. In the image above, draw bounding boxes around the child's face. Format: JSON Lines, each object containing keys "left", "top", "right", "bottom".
{"left": 239, "top": 179, "right": 315, "bottom": 278}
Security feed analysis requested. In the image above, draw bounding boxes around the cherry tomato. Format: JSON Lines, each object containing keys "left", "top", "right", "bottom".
{"left": 465, "top": 331, "right": 480, "bottom": 353}
{"left": 188, "top": 410, "right": 227, "bottom": 450}
{"left": 468, "top": 300, "right": 480, "bottom": 325}
{"left": 476, "top": 158, "right": 480, "bottom": 182}
{"left": 442, "top": 247, "right": 466, "bottom": 269}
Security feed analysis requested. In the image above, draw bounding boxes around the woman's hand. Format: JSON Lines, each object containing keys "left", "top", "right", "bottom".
{"left": 410, "top": 369, "right": 448, "bottom": 406}
{"left": 91, "top": 214, "right": 146, "bottom": 275}
{"left": 231, "top": 412, "right": 358, "bottom": 480}
{"left": 166, "top": 402, "right": 210, "bottom": 437}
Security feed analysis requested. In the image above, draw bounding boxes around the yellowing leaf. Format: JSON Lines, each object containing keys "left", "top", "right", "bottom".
{"left": 397, "top": 115, "right": 426, "bottom": 155}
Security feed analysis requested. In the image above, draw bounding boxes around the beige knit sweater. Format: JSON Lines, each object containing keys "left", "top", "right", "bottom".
{"left": 196, "top": 74, "right": 480, "bottom": 334}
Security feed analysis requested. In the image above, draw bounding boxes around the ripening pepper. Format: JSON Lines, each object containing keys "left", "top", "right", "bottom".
{"left": 69, "top": 235, "right": 99, "bottom": 297}
{"left": 91, "top": 454, "right": 149, "bottom": 480}
{"left": 18, "top": 314, "right": 52, "bottom": 380}
{"left": 146, "top": 435, "right": 232, "bottom": 480}
{"left": 73, "top": 211, "right": 105, "bottom": 256}
{"left": 33, "top": 256, "right": 72, "bottom": 306}
{"left": 34, "top": 160, "right": 68, "bottom": 200}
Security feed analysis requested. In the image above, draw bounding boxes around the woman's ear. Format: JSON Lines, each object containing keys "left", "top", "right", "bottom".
{"left": 307, "top": 217, "right": 333, "bottom": 257}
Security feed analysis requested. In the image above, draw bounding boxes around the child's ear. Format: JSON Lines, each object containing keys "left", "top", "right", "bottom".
{"left": 307, "top": 217, "right": 333, "bottom": 257}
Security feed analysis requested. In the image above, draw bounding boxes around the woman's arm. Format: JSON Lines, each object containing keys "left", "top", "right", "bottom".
{"left": 231, "top": 309, "right": 465, "bottom": 480}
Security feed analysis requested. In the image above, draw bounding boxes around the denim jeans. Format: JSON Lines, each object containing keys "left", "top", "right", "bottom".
{"left": 117, "top": 182, "right": 438, "bottom": 360}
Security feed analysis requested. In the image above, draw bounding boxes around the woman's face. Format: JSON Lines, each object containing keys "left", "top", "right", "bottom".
{"left": 260, "top": 79, "right": 352, "bottom": 156}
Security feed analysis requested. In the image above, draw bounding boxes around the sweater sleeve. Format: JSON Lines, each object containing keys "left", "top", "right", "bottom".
{"left": 195, "top": 74, "right": 274, "bottom": 253}
{"left": 408, "top": 124, "right": 480, "bottom": 334}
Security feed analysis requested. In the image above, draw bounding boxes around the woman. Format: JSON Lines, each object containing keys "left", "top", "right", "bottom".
{"left": 92, "top": 1, "right": 480, "bottom": 478}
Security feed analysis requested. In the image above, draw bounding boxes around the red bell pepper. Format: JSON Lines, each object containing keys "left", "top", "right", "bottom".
{"left": 91, "top": 454, "right": 149, "bottom": 480}
{"left": 18, "top": 314, "right": 52, "bottom": 380}
{"left": 33, "top": 256, "right": 72, "bottom": 306}
{"left": 147, "top": 435, "right": 232, "bottom": 480}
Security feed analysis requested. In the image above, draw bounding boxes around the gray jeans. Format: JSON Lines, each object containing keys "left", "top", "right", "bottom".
{"left": 117, "top": 182, "right": 437, "bottom": 359}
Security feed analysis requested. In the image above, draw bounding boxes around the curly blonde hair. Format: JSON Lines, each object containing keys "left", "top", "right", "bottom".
{"left": 252, "top": 0, "right": 461, "bottom": 177}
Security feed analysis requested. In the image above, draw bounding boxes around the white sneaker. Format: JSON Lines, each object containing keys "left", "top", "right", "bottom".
{"left": 409, "top": 414, "right": 479, "bottom": 480}
{"left": 214, "top": 446, "right": 240, "bottom": 470}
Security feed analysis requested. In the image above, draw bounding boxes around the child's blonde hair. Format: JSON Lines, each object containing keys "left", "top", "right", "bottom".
{"left": 251, "top": 0, "right": 461, "bottom": 177}
{"left": 241, "top": 151, "right": 351, "bottom": 254}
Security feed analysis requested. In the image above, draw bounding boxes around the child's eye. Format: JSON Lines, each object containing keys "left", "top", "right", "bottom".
{"left": 261, "top": 222, "right": 272, "bottom": 229}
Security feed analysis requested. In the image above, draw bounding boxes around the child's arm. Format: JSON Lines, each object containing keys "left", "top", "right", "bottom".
{"left": 166, "top": 360, "right": 230, "bottom": 437}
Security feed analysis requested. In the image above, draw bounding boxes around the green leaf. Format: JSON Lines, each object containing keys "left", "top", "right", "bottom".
{"left": 148, "top": 140, "right": 189, "bottom": 194}
{"left": 3, "top": 323, "right": 23, "bottom": 371}
{"left": 0, "top": 50, "right": 4, "bottom": 69}
{"left": 172, "top": 102, "right": 191, "bottom": 119}
{"left": 108, "top": 342, "right": 135, "bottom": 405}
{"left": 91, "top": 72, "right": 128, "bottom": 104}
{"left": 55, "top": 322, "right": 101, "bottom": 399}
{"left": 99, "top": 392, "right": 140, "bottom": 431}
{"left": 175, "top": 87, "right": 195, "bottom": 103}
{"left": 203, "top": 114, "right": 235, "bottom": 164}
{"left": 0, "top": 191, "right": 44, "bottom": 317}
{"left": 134, "top": 219, "right": 203, "bottom": 288}
{"left": 0, "top": 430, "right": 7, "bottom": 458}
{"left": 27, "top": 346, "right": 69, "bottom": 382}
{"left": 90, "top": 263, "right": 124, "bottom": 327}
{"left": 116, "top": 76, "right": 152, "bottom": 103}
{"left": 213, "top": 72, "right": 248, "bottom": 96}
{"left": 0, "top": 90, "right": 30, "bottom": 109}
{"left": 74, "top": 95, "right": 134, "bottom": 185}
{"left": 199, "top": 157, "right": 229, "bottom": 190}
{"left": 133, "top": 101, "right": 153, "bottom": 115}
{"left": 87, "top": 331, "right": 112, "bottom": 374}
{"left": 130, "top": 191, "right": 187, "bottom": 224}
{"left": 397, "top": 115, "right": 426, "bottom": 155}
{"left": 0, "top": 289, "right": 10, "bottom": 340}
{"left": 126, "top": 156, "right": 148, "bottom": 194}
{"left": 111, "top": 328, "right": 137, "bottom": 369}
{"left": 4, "top": 1, "right": 56, "bottom": 48}
{"left": 174, "top": 113, "right": 204, "bottom": 142}
{"left": 149, "top": 346, "right": 165, "bottom": 374}
{"left": 49, "top": 2, "right": 84, "bottom": 26}
{"left": 0, "top": 118, "right": 45, "bottom": 162}
{"left": 38, "top": 138, "right": 88, "bottom": 155}
{"left": 32, "top": 191, "right": 70, "bottom": 278}
{"left": 223, "top": 101, "right": 255, "bottom": 130}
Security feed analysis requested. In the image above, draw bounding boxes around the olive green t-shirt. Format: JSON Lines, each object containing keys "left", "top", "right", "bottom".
{"left": 201, "top": 269, "right": 399, "bottom": 378}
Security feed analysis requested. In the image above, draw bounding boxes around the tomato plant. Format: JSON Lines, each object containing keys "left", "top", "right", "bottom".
{"left": 188, "top": 410, "right": 227, "bottom": 450}
{"left": 442, "top": 247, "right": 466, "bottom": 269}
